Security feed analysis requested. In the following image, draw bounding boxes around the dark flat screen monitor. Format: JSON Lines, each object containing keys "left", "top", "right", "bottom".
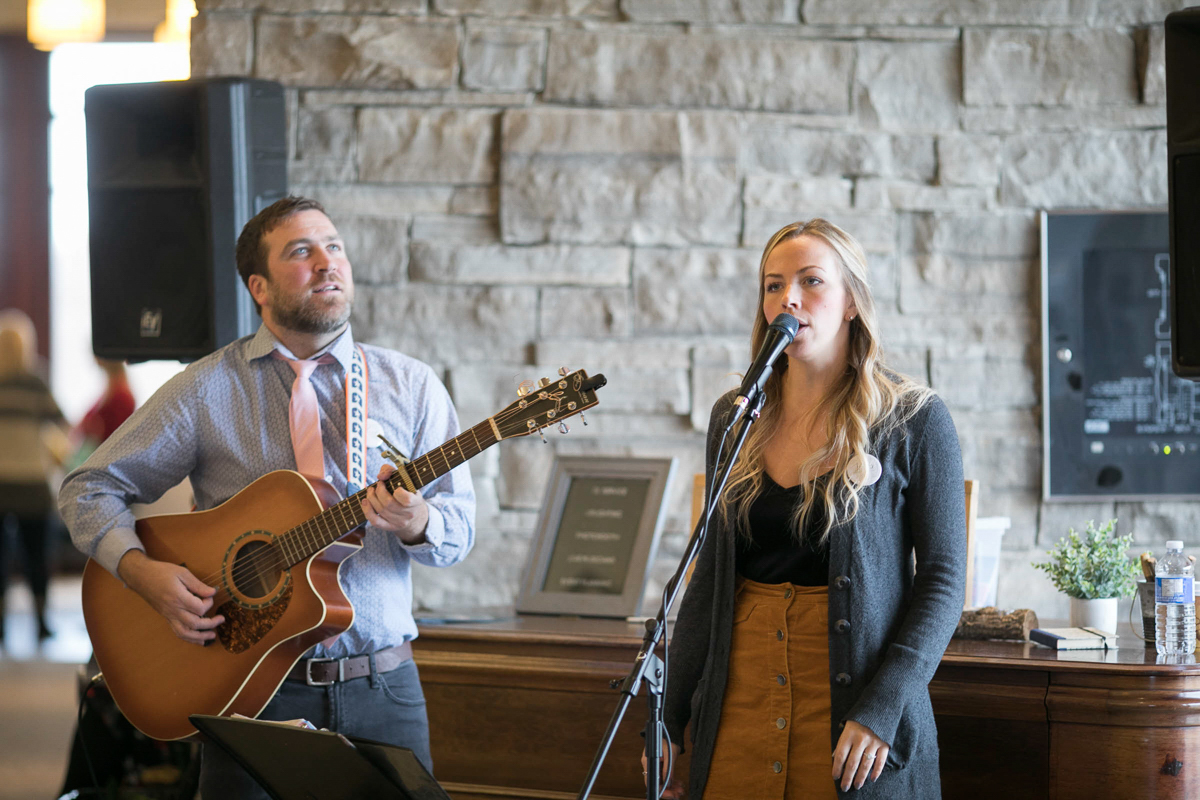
{"left": 1042, "top": 210, "right": 1200, "bottom": 499}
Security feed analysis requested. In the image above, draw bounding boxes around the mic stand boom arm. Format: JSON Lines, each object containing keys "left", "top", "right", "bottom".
{"left": 576, "top": 391, "right": 767, "bottom": 800}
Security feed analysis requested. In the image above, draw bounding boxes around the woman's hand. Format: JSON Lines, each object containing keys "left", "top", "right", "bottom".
{"left": 832, "top": 719, "right": 888, "bottom": 791}
{"left": 641, "top": 742, "right": 684, "bottom": 799}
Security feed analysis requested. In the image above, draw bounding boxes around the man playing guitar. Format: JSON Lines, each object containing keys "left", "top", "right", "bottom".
{"left": 59, "top": 196, "right": 476, "bottom": 798}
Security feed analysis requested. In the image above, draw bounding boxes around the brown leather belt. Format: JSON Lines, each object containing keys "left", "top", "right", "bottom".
{"left": 286, "top": 642, "right": 413, "bottom": 686}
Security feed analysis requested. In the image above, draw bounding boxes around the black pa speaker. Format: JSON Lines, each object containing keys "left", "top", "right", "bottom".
{"left": 85, "top": 78, "right": 287, "bottom": 361}
{"left": 1167, "top": 8, "right": 1200, "bottom": 378}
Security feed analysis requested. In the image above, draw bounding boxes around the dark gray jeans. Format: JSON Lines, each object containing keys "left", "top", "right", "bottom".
{"left": 199, "top": 658, "right": 431, "bottom": 799}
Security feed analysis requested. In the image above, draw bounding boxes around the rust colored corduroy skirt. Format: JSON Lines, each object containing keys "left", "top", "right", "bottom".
{"left": 703, "top": 577, "right": 838, "bottom": 800}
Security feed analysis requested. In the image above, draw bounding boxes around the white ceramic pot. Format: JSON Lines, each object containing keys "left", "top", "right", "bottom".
{"left": 1069, "top": 596, "right": 1119, "bottom": 634}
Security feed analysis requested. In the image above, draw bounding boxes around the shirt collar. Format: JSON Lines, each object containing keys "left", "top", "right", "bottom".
{"left": 246, "top": 323, "right": 357, "bottom": 373}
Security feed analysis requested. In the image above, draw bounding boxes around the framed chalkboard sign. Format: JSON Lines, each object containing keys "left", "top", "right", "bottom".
{"left": 516, "top": 456, "right": 676, "bottom": 618}
{"left": 1043, "top": 209, "right": 1200, "bottom": 499}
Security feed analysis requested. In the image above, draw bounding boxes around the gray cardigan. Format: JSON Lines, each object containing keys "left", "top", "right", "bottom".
{"left": 663, "top": 391, "right": 966, "bottom": 799}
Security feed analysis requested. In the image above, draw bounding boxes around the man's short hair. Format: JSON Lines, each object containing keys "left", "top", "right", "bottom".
{"left": 235, "top": 196, "right": 329, "bottom": 315}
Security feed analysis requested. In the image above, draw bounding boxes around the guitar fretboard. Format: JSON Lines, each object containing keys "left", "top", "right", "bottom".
{"left": 273, "top": 418, "right": 498, "bottom": 566}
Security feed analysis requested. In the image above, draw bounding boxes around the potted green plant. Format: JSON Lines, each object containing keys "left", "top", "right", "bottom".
{"left": 1032, "top": 519, "right": 1140, "bottom": 633}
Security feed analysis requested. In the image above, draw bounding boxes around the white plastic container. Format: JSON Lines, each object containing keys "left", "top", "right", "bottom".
{"left": 970, "top": 517, "right": 1011, "bottom": 608}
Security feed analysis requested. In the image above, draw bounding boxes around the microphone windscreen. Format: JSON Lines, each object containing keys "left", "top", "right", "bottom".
{"left": 769, "top": 313, "right": 800, "bottom": 338}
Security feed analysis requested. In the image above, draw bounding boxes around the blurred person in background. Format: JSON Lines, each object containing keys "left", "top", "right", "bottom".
{"left": 70, "top": 357, "right": 136, "bottom": 469}
{"left": 0, "top": 308, "right": 70, "bottom": 643}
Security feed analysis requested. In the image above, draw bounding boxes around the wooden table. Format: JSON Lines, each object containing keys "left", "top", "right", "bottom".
{"left": 413, "top": 616, "right": 1200, "bottom": 800}
{"left": 936, "top": 637, "right": 1200, "bottom": 800}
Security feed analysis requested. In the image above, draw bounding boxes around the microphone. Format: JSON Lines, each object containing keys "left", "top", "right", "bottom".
{"left": 730, "top": 313, "right": 800, "bottom": 425}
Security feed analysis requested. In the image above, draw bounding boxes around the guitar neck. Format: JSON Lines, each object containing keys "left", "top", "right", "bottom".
{"left": 276, "top": 418, "right": 498, "bottom": 564}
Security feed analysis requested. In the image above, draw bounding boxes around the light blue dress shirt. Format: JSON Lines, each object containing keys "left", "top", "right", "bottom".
{"left": 59, "top": 324, "right": 476, "bottom": 658}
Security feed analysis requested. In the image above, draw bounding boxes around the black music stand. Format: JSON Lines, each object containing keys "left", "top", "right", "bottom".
{"left": 189, "top": 715, "right": 451, "bottom": 800}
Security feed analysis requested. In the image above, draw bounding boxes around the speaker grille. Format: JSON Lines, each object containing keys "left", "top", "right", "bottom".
{"left": 89, "top": 189, "right": 213, "bottom": 358}
{"left": 84, "top": 78, "right": 286, "bottom": 362}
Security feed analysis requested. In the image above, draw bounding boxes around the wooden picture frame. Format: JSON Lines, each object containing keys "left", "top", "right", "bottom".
{"left": 516, "top": 456, "right": 676, "bottom": 618}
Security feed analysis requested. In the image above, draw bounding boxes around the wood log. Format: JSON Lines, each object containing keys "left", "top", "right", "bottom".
{"left": 1142, "top": 553, "right": 1157, "bottom": 580}
{"left": 954, "top": 607, "right": 1039, "bottom": 641}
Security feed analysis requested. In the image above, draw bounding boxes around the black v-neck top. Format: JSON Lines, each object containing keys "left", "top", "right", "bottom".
{"left": 735, "top": 474, "right": 831, "bottom": 586}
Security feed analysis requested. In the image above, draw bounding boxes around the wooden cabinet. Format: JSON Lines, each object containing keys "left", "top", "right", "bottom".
{"left": 937, "top": 639, "right": 1200, "bottom": 800}
{"left": 414, "top": 618, "right": 1200, "bottom": 800}
{"left": 415, "top": 616, "right": 680, "bottom": 800}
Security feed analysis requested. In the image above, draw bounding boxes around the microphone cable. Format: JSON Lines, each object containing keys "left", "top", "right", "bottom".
{"left": 70, "top": 671, "right": 106, "bottom": 799}
{"left": 654, "top": 414, "right": 740, "bottom": 799}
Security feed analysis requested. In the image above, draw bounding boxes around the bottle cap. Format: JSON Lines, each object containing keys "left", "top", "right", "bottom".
{"left": 1167, "top": 540, "right": 1185, "bottom": 550}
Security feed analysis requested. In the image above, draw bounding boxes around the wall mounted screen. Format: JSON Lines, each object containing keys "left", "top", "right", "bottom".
{"left": 1043, "top": 210, "right": 1200, "bottom": 499}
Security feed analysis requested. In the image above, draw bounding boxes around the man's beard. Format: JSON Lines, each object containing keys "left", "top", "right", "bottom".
{"left": 268, "top": 285, "right": 353, "bottom": 335}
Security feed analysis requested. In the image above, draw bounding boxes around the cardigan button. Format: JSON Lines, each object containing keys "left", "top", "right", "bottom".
{"left": 773, "top": 761, "right": 783, "bottom": 773}
{"left": 835, "top": 619, "right": 851, "bottom": 634}
{"left": 776, "top": 629, "right": 784, "bottom": 641}
{"left": 777, "top": 674, "right": 787, "bottom": 686}
{"left": 834, "top": 575, "right": 851, "bottom": 590}
{"left": 776, "top": 717, "right": 787, "bottom": 729}
{"left": 835, "top": 672, "right": 852, "bottom": 686}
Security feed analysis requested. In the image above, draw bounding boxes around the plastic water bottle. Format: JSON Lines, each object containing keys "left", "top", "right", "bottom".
{"left": 1156, "top": 540, "right": 1196, "bottom": 655}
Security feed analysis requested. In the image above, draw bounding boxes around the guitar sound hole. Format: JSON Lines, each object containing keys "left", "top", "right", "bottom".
{"left": 230, "top": 540, "right": 283, "bottom": 599}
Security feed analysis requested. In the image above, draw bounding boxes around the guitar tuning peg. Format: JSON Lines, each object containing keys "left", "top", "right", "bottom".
{"left": 539, "top": 377, "right": 551, "bottom": 388}
{"left": 539, "top": 428, "right": 548, "bottom": 444}
{"left": 517, "top": 379, "right": 535, "bottom": 397}
{"left": 580, "top": 413, "right": 587, "bottom": 426}
{"left": 558, "top": 366, "right": 569, "bottom": 376}
{"left": 558, "top": 422, "right": 569, "bottom": 434}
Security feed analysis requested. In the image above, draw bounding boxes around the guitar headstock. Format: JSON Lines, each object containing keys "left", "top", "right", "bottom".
{"left": 493, "top": 368, "right": 607, "bottom": 440}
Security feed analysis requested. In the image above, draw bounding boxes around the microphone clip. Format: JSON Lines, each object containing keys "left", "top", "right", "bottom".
{"left": 727, "top": 387, "right": 768, "bottom": 431}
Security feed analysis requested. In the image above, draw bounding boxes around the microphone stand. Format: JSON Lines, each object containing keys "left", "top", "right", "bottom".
{"left": 576, "top": 390, "right": 767, "bottom": 800}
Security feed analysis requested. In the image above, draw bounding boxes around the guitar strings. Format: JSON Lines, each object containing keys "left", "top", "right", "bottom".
{"left": 203, "top": 421, "right": 486, "bottom": 590}
{"left": 190, "top": 399, "right": 582, "bottom": 606}
{"left": 189, "top": 417, "right": 496, "bottom": 594}
{"left": 191, "top": 414, "right": 491, "bottom": 589}
{"left": 201, "top": 396, "right": 568, "bottom": 593}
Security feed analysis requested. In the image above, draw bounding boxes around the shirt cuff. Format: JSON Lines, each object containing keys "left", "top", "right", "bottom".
{"left": 399, "top": 503, "right": 445, "bottom": 554}
{"left": 95, "top": 527, "right": 145, "bottom": 579}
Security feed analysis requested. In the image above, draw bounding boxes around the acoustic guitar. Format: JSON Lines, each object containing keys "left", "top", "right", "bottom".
{"left": 81, "top": 368, "right": 606, "bottom": 741}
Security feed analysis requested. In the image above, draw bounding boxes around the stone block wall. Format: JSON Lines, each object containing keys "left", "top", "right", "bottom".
{"left": 193, "top": 0, "right": 1190, "bottom": 622}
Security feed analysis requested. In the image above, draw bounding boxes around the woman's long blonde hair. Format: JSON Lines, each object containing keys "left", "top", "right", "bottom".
{"left": 717, "top": 219, "right": 933, "bottom": 543}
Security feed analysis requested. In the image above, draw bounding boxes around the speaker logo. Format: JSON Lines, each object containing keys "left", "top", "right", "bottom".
{"left": 140, "top": 309, "right": 163, "bottom": 338}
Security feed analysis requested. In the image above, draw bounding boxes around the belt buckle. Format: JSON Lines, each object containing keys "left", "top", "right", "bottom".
{"left": 304, "top": 656, "right": 344, "bottom": 686}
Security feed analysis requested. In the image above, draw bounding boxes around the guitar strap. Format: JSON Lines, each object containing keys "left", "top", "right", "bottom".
{"left": 344, "top": 345, "right": 369, "bottom": 494}
{"left": 309, "top": 345, "right": 368, "bottom": 652}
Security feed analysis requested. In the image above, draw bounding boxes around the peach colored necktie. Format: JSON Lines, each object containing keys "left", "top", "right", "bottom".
{"left": 278, "top": 354, "right": 332, "bottom": 480}
{"left": 276, "top": 351, "right": 341, "bottom": 648}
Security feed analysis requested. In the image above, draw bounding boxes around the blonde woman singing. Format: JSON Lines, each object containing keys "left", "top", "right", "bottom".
{"left": 646, "top": 219, "right": 966, "bottom": 799}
